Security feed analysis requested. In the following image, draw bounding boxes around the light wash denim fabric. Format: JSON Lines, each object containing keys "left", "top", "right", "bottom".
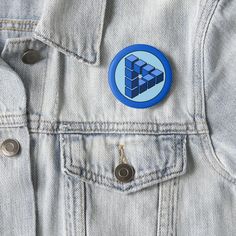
{"left": 0, "top": 0, "right": 235, "bottom": 235}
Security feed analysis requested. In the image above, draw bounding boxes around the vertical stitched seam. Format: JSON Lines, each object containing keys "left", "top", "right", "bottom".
{"left": 94, "top": 0, "right": 107, "bottom": 62}
{"left": 73, "top": 180, "right": 78, "bottom": 236}
{"left": 84, "top": 182, "right": 87, "bottom": 236}
{"left": 38, "top": 46, "right": 49, "bottom": 126}
{"left": 174, "top": 177, "right": 180, "bottom": 236}
{"left": 166, "top": 180, "right": 173, "bottom": 236}
{"left": 201, "top": 0, "right": 221, "bottom": 120}
{"left": 193, "top": 0, "right": 217, "bottom": 120}
{"left": 157, "top": 183, "right": 163, "bottom": 236}
{"left": 65, "top": 177, "right": 73, "bottom": 236}
{"left": 156, "top": 183, "right": 160, "bottom": 236}
{"left": 192, "top": 0, "right": 205, "bottom": 122}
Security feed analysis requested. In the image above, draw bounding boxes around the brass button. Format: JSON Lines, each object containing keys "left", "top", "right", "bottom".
{"left": 115, "top": 163, "right": 135, "bottom": 183}
{"left": 1, "top": 139, "right": 20, "bottom": 157}
{"left": 22, "top": 49, "right": 41, "bottom": 64}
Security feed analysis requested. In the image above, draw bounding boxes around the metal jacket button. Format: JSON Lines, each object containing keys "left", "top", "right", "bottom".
{"left": 1, "top": 139, "right": 20, "bottom": 157}
{"left": 22, "top": 49, "right": 41, "bottom": 64}
{"left": 115, "top": 163, "right": 135, "bottom": 183}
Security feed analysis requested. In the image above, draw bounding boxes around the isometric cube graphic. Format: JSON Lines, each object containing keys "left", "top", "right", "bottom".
{"left": 125, "top": 68, "right": 138, "bottom": 79}
{"left": 133, "top": 60, "right": 147, "bottom": 74}
{"left": 125, "top": 77, "right": 139, "bottom": 89}
{"left": 151, "top": 69, "right": 164, "bottom": 84}
{"left": 125, "top": 54, "right": 139, "bottom": 70}
{"left": 142, "top": 64, "right": 155, "bottom": 76}
{"left": 143, "top": 74, "right": 156, "bottom": 88}
{"left": 139, "top": 79, "right": 148, "bottom": 94}
{"left": 125, "top": 86, "right": 139, "bottom": 98}
{"left": 124, "top": 54, "right": 164, "bottom": 99}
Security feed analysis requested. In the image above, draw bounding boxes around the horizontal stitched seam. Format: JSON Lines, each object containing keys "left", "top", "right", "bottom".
{"left": 0, "top": 19, "right": 37, "bottom": 24}
{"left": 0, "top": 28, "right": 34, "bottom": 32}
{"left": 29, "top": 119, "right": 206, "bottom": 126}
{"left": 65, "top": 168, "right": 184, "bottom": 192}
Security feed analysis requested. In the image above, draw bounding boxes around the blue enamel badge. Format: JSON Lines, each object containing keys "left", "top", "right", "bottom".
{"left": 108, "top": 44, "right": 172, "bottom": 108}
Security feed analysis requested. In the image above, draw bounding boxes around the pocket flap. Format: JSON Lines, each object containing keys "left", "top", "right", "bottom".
{"left": 61, "top": 134, "right": 187, "bottom": 193}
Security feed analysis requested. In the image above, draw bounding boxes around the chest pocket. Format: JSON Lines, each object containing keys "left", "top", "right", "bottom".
{"left": 60, "top": 133, "right": 187, "bottom": 236}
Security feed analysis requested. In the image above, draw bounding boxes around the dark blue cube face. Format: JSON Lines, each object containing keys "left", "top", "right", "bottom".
{"left": 139, "top": 79, "right": 147, "bottom": 93}
{"left": 142, "top": 64, "right": 155, "bottom": 76}
{"left": 143, "top": 74, "right": 155, "bottom": 88}
{"left": 125, "top": 86, "right": 139, "bottom": 98}
{"left": 133, "top": 60, "right": 147, "bottom": 74}
{"left": 125, "top": 77, "right": 139, "bottom": 89}
{"left": 151, "top": 69, "right": 164, "bottom": 84}
{"left": 125, "top": 68, "right": 138, "bottom": 79}
{"left": 125, "top": 54, "right": 139, "bottom": 70}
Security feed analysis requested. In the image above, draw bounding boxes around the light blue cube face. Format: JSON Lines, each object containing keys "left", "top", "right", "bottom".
{"left": 134, "top": 60, "right": 147, "bottom": 74}
{"left": 125, "top": 77, "right": 139, "bottom": 89}
{"left": 125, "top": 68, "right": 138, "bottom": 79}
{"left": 143, "top": 74, "right": 155, "bottom": 88}
{"left": 125, "top": 54, "right": 139, "bottom": 69}
{"left": 125, "top": 86, "right": 139, "bottom": 98}
{"left": 142, "top": 64, "right": 155, "bottom": 76}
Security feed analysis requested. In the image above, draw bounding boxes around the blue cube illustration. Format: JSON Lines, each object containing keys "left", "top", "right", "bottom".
{"left": 125, "top": 86, "right": 139, "bottom": 98}
{"left": 125, "top": 77, "right": 139, "bottom": 89}
{"left": 134, "top": 60, "right": 147, "bottom": 74}
{"left": 139, "top": 79, "right": 147, "bottom": 94}
{"left": 125, "top": 68, "right": 138, "bottom": 79}
{"left": 125, "top": 54, "right": 139, "bottom": 69}
{"left": 142, "top": 64, "right": 155, "bottom": 76}
{"left": 143, "top": 74, "right": 156, "bottom": 88}
{"left": 151, "top": 69, "right": 164, "bottom": 84}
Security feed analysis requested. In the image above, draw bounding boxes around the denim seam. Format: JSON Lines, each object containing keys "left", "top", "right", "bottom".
{"left": 27, "top": 118, "right": 209, "bottom": 134}
{"left": 158, "top": 180, "right": 173, "bottom": 236}
{"left": 29, "top": 129, "right": 208, "bottom": 135}
{"left": 200, "top": 0, "right": 221, "bottom": 120}
{"left": 0, "top": 28, "right": 34, "bottom": 32}
{"left": 158, "top": 182, "right": 164, "bottom": 236}
{"left": 173, "top": 178, "right": 179, "bottom": 236}
{"left": 5, "top": 39, "right": 42, "bottom": 46}
{"left": 64, "top": 168, "right": 184, "bottom": 193}
{"left": 193, "top": 0, "right": 220, "bottom": 120}
{"left": 72, "top": 181, "right": 84, "bottom": 236}
{"left": 38, "top": 45, "right": 49, "bottom": 129}
{"left": 33, "top": 32, "right": 97, "bottom": 65}
{"left": 0, "top": 19, "right": 37, "bottom": 24}
{"left": 65, "top": 176, "right": 73, "bottom": 236}
{"left": 72, "top": 135, "right": 178, "bottom": 178}
{"left": 29, "top": 117, "right": 207, "bottom": 126}
{"left": 0, "top": 123, "right": 26, "bottom": 126}
{"left": 62, "top": 135, "right": 186, "bottom": 192}
{"left": 200, "top": 0, "right": 234, "bottom": 182}
{"left": 192, "top": 0, "right": 206, "bottom": 121}
{"left": 166, "top": 179, "right": 173, "bottom": 236}
{"left": 83, "top": 182, "right": 87, "bottom": 236}
{"left": 200, "top": 134, "right": 236, "bottom": 184}
{"left": 94, "top": 0, "right": 107, "bottom": 64}
{"left": 67, "top": 135, "right": 182, "bottom": 181}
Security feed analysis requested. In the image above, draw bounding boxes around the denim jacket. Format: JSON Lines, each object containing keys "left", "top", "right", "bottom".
{"left": 0, "top": 0, "right": 235, "bottom": 235}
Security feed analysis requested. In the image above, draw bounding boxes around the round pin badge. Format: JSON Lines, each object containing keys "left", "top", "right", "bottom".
{"left": 108, "top": 44, "right": 172, "bottom": 108}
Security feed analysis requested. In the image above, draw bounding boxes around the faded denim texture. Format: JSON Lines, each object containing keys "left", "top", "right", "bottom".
{"left": 0, "top": 0, "right": 235, "bottom": 235}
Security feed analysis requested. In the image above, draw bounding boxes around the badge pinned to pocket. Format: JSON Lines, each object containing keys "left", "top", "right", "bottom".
{"left": 108, "top": 44, "right": 172, "bottom": 109}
